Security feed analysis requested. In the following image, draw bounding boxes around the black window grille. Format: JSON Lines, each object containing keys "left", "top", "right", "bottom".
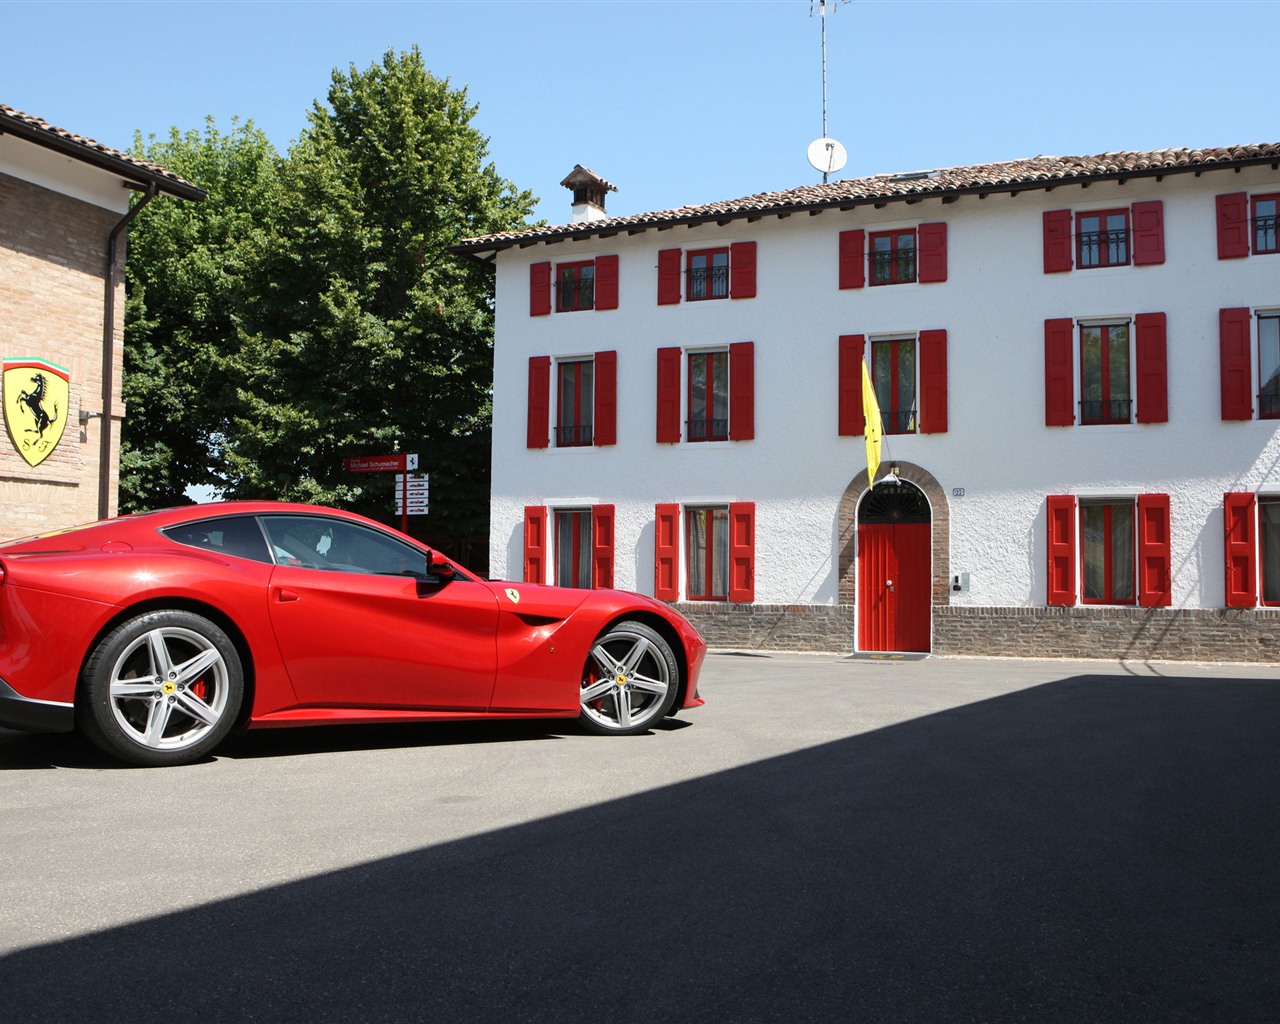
{"left": 1254, "top": 213, "right": 1278, "bottom": 254}
{"left": 870, "top": 248, "right": 916, "bottom": 284}
{"left": 1077, "top": 228, "right": 1129, "bottom": 267}
{"left": 687, "top": 264, "right": 729, "bottom": 300}
{"left": 556, "top": 424, "right": 594, "bottom": 447}
{"left": 686, "top": 418, "right": 729, "bottom": 442}
{"left": 1080, "top": 398, "right": 1132, "bottom": 424}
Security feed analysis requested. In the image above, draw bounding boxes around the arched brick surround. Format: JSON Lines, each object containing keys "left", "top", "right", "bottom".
{"left": 836, "top": 463, "right": 951, "bottom": 617}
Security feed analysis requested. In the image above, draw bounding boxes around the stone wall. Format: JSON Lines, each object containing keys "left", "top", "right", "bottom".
{"left": 679, "top": 601, "right": 1280, "bottom": 665}
{"left": 0, "top": 171, "right": 122, "bottom": 535}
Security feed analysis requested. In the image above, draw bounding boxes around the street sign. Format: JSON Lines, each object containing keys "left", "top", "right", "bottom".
{"left": 345, "top": 453, "right": 419, "bottom": 473}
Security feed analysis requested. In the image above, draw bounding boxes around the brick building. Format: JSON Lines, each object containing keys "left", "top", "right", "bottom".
{"left": 0, "top": 104, "right": 203, "bottom": 535}
{"left": 456, "top": 144, "right": 1280, "bottom": 663}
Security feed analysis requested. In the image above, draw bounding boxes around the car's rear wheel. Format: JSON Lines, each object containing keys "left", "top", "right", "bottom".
{"left": 579, "top": 621, "right": 678, "bottom": 735}
{"left": 78, "top": 610, "right": 243, "bottom": 767}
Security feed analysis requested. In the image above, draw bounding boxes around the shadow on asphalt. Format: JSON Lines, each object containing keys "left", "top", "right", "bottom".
{"left": 2, "top": 674, "right": 1278, "bottom": 1023}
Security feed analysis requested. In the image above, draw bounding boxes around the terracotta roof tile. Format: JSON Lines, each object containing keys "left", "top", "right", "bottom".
{"left": 0, "top": 102, "right": 205, "bottom": 200}
{"left": 455, "top": 142, "right": 1280, "bottom": 254}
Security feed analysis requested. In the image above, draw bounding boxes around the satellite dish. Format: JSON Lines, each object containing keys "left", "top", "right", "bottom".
{"left": 807, "top": 137, "right": 848, "bottom": 175}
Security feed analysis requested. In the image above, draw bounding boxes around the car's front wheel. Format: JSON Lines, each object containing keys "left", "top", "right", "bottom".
{"left": 78, "top": 610, "right": 244, "bottom": 767}
{"left": 579, "top": 621, "right": 679, "bottom": 735}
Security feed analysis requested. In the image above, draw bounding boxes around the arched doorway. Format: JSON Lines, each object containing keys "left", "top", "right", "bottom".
{"left": 857, "top": 481, "right": 931, "bottom": 652}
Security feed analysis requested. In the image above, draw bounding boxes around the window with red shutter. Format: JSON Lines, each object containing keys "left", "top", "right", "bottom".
{"left": 838, "top": 334, "right": 866, "bottom": 436}
{"left": 1043, "top": 210, "right": 1073, "bottom": 273}
{"left": 1219, "top": 307, "right": 1253, "bottom": 421}
{"left": 1254, "top": 194, "right": 1280, "bottom": 254}
{"left": 656, "top": 347, "right": 682, "bottom": 442}
{"left": 523, "top": 506, "right": 547, "bottom": 584}
{"left": 918, "top": 329, "right": 948, "bottom": 434}
{"left": 527, "top": 356, "right": 550, "bottom": 448}
{"left": 1137, "top": 494, "right": 1171, "bottom": 607}
{"left": 654, "top": 504, "right": 680, "bottom": 601}
{"left": 1046, "top": 494, "right": 1078, "bottom": 606}
{"left": 917, "top": 223, "right": 948, "bottom": 283}
{"left": 729, "top": 341, "right": 755, "bottom": 441}
{"left": 657, "top": 249, "right": 682, "bottom": 305}
{"left": 730, "top": 241, "right": 757, "bottom": 299}
{"left": 1044, "top": 319, "right": 1075, "bottom": 426}
{"left": 728, "top": 502, "right": 755, "bottom": 604}
{"left": 594, "top": 255, "right": 619, "bottom": 310}
{"left": 592, "top": 504, "right": 615, "bottom": 589}
{"left": 593, "top": 350, "right": 617, "bottom": 446}
{"left": 1216, "top": 193, "right": 1250, "bottom": 259}
{"left": 1224, "top": 492, "right": 1258, "bottom": 607}
{"left": 1131, "top": 201, "right": 1165, "bottom": 266}
{"left": 838, "top": 230, "right": 865, "bottom": 289}
{"left": 530, "top": 262, "right": 552, "bottom": 316}
{"left": 1134, "top": 312, "right": 1168, "bottom": 424}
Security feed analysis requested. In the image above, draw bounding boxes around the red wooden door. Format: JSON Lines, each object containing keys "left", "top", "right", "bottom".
{"left": 858, "top": 521, "right": 931, "bottom": 652}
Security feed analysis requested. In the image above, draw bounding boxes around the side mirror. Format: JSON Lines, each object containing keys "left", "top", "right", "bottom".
{"left": 426, "top": 550, "right": 456, "bottom": 581}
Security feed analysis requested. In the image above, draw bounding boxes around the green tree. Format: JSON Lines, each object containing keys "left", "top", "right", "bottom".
{"left": 121, "top": 118, "right": 282, "bottom": 510}
{"left": 226, "top": 47, "right": 535, "bottom": 565}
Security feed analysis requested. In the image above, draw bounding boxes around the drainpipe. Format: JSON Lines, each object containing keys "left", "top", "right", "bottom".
{"left": 99, "top": 181, "right": 157, "bottom": 520}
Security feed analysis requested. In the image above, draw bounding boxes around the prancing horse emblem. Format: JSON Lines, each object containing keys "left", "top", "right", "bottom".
{"left": 3, "top": 358, "right": 70, "bottom": 468}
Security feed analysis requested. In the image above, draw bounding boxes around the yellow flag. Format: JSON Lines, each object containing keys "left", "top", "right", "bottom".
{"left": 861, "top": 359, "right": 882, "bottom": 488}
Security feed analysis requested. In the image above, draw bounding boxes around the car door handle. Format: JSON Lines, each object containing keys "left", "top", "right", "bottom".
{"left": 276, "top": 588, "right": 300, "bottom": 603}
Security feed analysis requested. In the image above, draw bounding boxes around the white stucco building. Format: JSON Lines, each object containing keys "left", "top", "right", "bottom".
{"left": 454, "top": 145, "right": 1280, "bottom": 661}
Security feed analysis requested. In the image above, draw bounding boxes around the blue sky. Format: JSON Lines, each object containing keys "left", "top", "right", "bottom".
{"left": 2, "top": 0, "right": 1277, "bottom": 224}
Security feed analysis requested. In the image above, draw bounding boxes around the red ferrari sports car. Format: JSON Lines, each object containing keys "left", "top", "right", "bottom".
{"left": 0, "top": 502, "right": 706, "bottom": 766}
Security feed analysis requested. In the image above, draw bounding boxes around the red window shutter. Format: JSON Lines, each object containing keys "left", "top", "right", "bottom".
{"left": 1134, "top": 312, "right": 1168, "bottom": 424}
{"left": 917, "top": 222, "right": 948, "bottom": 283}
{"left": 730, "top": 241, "right": 757, "bottom": 299}
{"left": 1044, "top": 318, "right": 1075, "bottom": 426}
{"left": 594, "top": 255, "right": 619, "bottom": 310}
{"left": 1136, "top": 493, "right": 1172, "bottom": 607}
{"left": 656, "top": 347, "right": 682, "bottom": 442}
{"left": 657, "top": 248, "right": 682, "bottom": 305}
{"left": 1219, "top": 307, "right": 1253, "bottom": 421}
{"left": 729, "top": 341, "right": 755, "bottom": 441}
{"left": 591, "top": 504, "right": 615, "bottom": 590}
{"left": 523, "top": 505, "right": 547, "bottom": 584}
{"left": 838, "top": 229, "right": 865, "bottom": 289}
{"left": 1130, "top": 201, "right": 1165, "bottom": 266}
{"left": 530, "top": 261, "right": 551, "bottom": 316}
{"left": 918, "top": 329, "right": 948, "bottom": 434}
{"left": 1216, "top": 193, "right": 1250, "bottom": 259}
{"left": 728, "top": 502, "right": 755, "bottom": 604}
{"left": 838, "top": 334, "right": 866, "bottom": 436}
{"left": 654, "top": 503, "right": 679, "bottom": 601}
{"left": 593, "top": 350, "right": 617, "bottom": 446}
{"left": 1224, "top": 492, "right": 1258, "bottom": 608}
{"left": 1043, "top": 210, "right": 1073, "bottom": 273}
{"left": 1046, "top": 494, "right": 1078, "bottom": 606}
{"left": 527, "top": 355, "right": 550, "bottom": 448}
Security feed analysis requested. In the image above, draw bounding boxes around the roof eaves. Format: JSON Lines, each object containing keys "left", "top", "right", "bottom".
{"left": 0, "top": 105, "right": 206, "bottom": 202}
{"left": 451, "top": 144, "right": 1280, "bottom": 257}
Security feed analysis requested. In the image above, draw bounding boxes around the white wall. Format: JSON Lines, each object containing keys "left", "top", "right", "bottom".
{"left": 490, "top": 164, "right": 1280, "bottom": 612}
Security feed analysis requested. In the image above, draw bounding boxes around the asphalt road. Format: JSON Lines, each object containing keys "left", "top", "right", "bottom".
{"left": 1, "top": 653, "right": 1278, "bottom": 1023}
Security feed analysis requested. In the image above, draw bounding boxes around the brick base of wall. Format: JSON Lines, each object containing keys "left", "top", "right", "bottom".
{"left": 675, "top": 602, "right": 1280, "bottom": 664}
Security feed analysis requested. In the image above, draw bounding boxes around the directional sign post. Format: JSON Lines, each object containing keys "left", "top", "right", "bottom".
{"left": 343, "top": 453, "right": 419, "bottom": 531}
{"left": 394, "top": 473, "right": 429, "bottom": 517}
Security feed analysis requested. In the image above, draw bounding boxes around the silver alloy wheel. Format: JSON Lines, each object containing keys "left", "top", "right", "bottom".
{"left": 107, "top": 626, "right": 232, "bottom": 751}
{"left": 580, "top": 626, "right": 673, "bottom": 732}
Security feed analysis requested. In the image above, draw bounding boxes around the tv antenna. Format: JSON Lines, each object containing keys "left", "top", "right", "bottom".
{"left": 808, "top": 0, "right": 851, "bottom": 182}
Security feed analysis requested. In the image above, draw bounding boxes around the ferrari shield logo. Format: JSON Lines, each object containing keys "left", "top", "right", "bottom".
{"left": 4, "top": 358, "right": 70, "bottom": 467}
{"left": 504, "top": 588, "right": 521, "bottom": 604}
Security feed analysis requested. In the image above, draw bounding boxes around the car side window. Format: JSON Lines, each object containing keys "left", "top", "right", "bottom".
{"left": 163, "top": 516, "right": 273, "bottom": 564}
{"left": 259, "top": 515, "right": 428, "bottom": 577}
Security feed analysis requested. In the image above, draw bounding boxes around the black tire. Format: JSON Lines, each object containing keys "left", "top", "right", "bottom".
{"left": 78, "top": 610, "right": 244, "bottom": 767}
{"left": 578, "top": 621, "right": 679, "bottom": 735}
